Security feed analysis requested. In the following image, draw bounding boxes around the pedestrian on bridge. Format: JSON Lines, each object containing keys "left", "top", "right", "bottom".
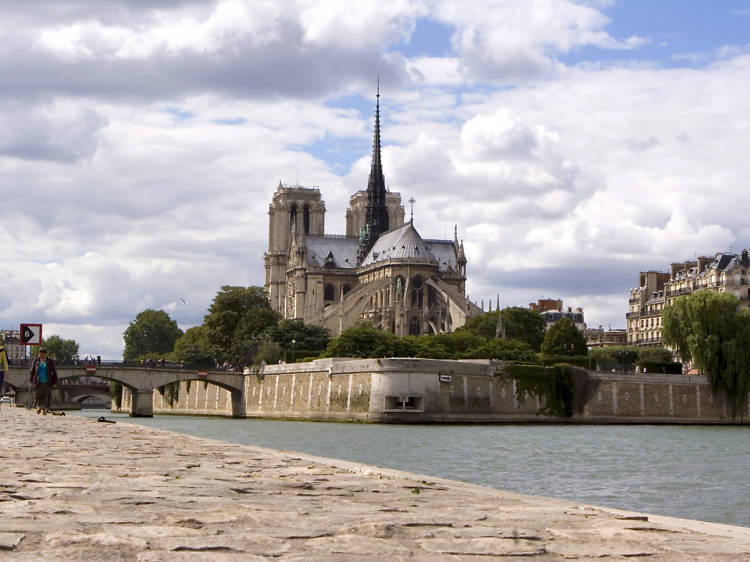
{"left": 29, "top": 347, "right": 58, "bottom": 414}
{"left": 0, "top": 344, "right": 8, "bottom": 410}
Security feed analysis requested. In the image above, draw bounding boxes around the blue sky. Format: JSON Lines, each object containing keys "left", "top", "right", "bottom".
{"left": 1, "top": 0, "right": 749, "bottom": 357}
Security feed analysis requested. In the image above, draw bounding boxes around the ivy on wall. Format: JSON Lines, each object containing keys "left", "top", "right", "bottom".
{"left": 158, "top": 381, "right": 180, "bottom": 407}
{"left": 505, "top": 363, "right": 576, "bottom": 418}
{"left": 110, "top": 382, "right": 122, "bottom": 409}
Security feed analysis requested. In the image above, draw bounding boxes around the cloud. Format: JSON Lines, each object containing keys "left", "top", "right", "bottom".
{"left": 432, "top": 0, "right": 647, "bottom": 82}
{"left": 1, "top": 1, "right": 748, "bottom": 357}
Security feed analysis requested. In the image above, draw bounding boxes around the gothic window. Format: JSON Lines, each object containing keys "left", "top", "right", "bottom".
{"left": 290, "top": 204, "right": 298, "bottom": 232}
{"left": 411, "top": 276, "right": 424, "bottom": 308}
{"left": 324, "top": 284, "right": 335, "bottom": 304}
{"left": 394, "top": 276, "right": 405, "bottom": 302}
{"left": 303, "top": 204, "right": 311, "bottom": 234}
{"left": 409, "top": 316, "right": 420, "bottom": 335}
{"left": 342, "top": 284, "right": 351, "bottom": 296}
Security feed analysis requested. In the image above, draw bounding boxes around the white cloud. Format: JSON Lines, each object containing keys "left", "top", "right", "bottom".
{"left": 1, "top": 1, "right": 748, "bottom": 357}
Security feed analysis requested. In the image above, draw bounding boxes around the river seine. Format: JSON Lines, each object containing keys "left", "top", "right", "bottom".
{"left": 75, "top": 410, "right": 749, "bottom": 528}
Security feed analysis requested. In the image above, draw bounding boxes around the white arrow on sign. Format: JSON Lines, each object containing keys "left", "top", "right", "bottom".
{"left": 20, "top": 323, "right": 42, "bottom": 345}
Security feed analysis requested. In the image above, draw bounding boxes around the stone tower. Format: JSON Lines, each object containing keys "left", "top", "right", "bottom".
{"left": 264, "top": 183, "right": 325, "bottom": 314}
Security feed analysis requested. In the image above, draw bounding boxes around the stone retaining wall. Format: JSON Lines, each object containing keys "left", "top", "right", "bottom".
{"left": 114, "top": 358, "right": 749, "bottom": 423}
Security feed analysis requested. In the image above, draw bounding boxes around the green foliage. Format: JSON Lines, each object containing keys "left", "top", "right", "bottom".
{"left": 461, "top": 338, "right": 535, "bottom": 361}
{"left": 40, "top": 335, "right": 79, "bottom": 364}
{"left": 123, "top": 309, "right": 183, "bottom": 362}
{"left": 458, "top": 311, "right": 502, "bottom": 339}
{"left": 636, "top": 346, "right": 673, "bottom": 363}
{"left": 662, "top": 290, "right": 750, "bottom": 415}
{"left": 323, "top": 322, "right": 403, "bottom": 358}
{"left": 501, "top": 307, "right": 546, "bottom": 351}
{"left": 265, "top": 319, "right": 331, "bottom": 359}
{"left": 173, "top": 326, "right": 218, "bottom": 367}
{"left": 110, "top": 382, "right": 122, "bottom": 409}
{"left": 541, "top": 318, "right": 587, "bottom": 356}
{"left": 505, "top": 363, "right": 576, "bottom": 417}
{"left": 203, "top": 286, "right": 274, "bottom": 354}
{"left": 537, "top": 354, "right": 592, "bottom": 369}
{"left": 457, "top": 307, "right": 545, "bottom": 351}
{"left": 158, "top": 381, "right": 180, "bottom": 407}
{"left": 637, "top": 361, "right": 683, "bottom": 374}
{"left": 254, "top": 341, "right": 282, "bottom": 366}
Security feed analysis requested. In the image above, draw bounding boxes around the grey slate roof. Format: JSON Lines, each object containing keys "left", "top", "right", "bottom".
{"left": 305, "top": 224, "right": 458, "bottom": 272}
{"left": 305, "top": 235, "right": 359, "bottom": 269}
{"left": 426, "top": 240, "right": 458, "bottom": 273}
{"left": 360, "top": 222, "right": 437, "bottom": 267}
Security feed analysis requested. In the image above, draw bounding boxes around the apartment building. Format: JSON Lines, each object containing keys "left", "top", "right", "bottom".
{"left": 627, "top": 249, "right": 750, "bottom": 345}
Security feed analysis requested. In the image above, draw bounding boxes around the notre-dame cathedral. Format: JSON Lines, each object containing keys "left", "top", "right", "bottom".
{"left": 264, "top": 91, "right": 480, "bottom": 336}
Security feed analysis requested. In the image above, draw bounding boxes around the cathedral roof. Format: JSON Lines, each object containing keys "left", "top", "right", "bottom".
{"left": 425, "top": 239, "right": 459, "bottom": 273}
{"left": 305, "top": 235, "right": 359, "bottom": 269}
{"left": 360, "top": 222, "right": 438, "bottom": 267}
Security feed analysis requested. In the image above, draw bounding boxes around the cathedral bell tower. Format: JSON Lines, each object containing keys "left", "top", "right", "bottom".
{"left": 264, "top": 182, "right": 325, "bottom": 314}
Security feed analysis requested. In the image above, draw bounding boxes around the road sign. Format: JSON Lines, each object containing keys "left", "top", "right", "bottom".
{"left": 20, "top": 323, "right": 42, "bottom": 345}
{"left": 197, "top": 370, "right": 208, "bottom": 378}
{"left": 85, "top": 366, "right": 97, "bottom": 374}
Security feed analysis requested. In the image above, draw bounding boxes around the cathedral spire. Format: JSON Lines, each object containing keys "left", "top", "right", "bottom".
{"left": 358, "top": 79, "right": 390, "bottom": 263}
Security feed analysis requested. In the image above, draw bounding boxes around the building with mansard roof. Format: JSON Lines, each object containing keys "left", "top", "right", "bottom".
{"left": 264, "top": 91, "right": 481, "bottom": 336}
{"left": 626, "top": 249, "right": 750, "bottom": 346}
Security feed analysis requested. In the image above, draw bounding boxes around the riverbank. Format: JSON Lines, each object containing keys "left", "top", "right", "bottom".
{"left": 1, "top": 407, "right": 748, "bottom": 560}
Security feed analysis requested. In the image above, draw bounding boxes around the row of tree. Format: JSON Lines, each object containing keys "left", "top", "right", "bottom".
{"left": 119, "top": 288, "right": 593, "bottom": 368}
{"left": 123, "top": 286, "right": 331, "bottom": 368}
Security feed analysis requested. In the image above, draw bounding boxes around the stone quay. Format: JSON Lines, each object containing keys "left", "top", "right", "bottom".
{"left": 1, "top": 406, "right": 748, "bottom": 560}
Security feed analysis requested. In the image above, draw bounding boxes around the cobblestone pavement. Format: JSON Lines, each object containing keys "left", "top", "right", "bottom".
{"left": 0, "top": 407, "right": 748, "bottom": 561}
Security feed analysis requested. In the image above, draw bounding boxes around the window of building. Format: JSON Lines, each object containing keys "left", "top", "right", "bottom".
{"left": 324, "top": 284, "right": 334, "bottom": 303}
{"left": 411, "top": 276, "right": 424, "bottom": 308}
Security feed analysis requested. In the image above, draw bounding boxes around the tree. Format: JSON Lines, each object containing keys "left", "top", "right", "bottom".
{"left": 40, "top": 335, "right": 79, "bottom": 364}
{"left": 541, "top": 317, "right": 587, "bottom": 356}
{"left": 501, "top": 307, "right": 545, "bottom": 351}
{"left": 457, "top": 307, "right": 545, "bottom": 351}
{"left": 123, "top": 309, "right": 183, "bottom": 361}
{"left": 265, "top": 319, "right": 331, "bottom": 359}
{"left": 203, "top": 286, "right": 274, "bottom": 354}
{"left": 323, "top": 323, "right": 402, "bottom": 358}
{"left": 662, "top": 290, "right": 750, "bottom": 415}
{"left": 458, "top": 311, "right": 501, "bottom": 339}
{"left": 173, "top": 326, "right": 218, "bottom": 368}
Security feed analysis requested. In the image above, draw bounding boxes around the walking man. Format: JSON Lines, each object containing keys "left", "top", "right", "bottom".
{"left": 29, "top": 347, "right": 58, "bottom": 414}
{"left": 0, "top": 344, "right": 8, "bottom": 411}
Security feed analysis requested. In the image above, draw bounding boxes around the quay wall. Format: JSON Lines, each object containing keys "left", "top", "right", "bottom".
{"left": 114, "top": 358, "right": 749, "bottom": 423}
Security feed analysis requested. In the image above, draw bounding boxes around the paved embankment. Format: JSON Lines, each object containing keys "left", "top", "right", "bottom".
{"left": 1, "top": 407, "right": 748, "bottom": 561}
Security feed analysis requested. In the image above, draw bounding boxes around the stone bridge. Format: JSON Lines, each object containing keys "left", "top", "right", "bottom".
{"left": 4, "top": 365, "right": 245, "bottom": 417}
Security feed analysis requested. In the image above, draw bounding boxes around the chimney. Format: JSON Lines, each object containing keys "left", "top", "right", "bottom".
{"left": 743, "top": 249, "right": 749, "bottom": 267}
{"left": 696, "top": 256, "right": 709, "bottom": 273}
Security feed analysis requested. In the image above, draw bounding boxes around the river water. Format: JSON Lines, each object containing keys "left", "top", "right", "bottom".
{"left": 73, "top": 410, "right": 749, "bottom": 528}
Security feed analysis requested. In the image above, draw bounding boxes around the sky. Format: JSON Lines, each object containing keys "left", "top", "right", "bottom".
{"left": 1, "top": 0, "right": 749, "bottom": 359}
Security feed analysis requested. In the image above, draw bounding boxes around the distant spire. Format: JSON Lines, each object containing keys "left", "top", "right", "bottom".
{"left": 358, "top": 79, "right": 390, "bottom": 263}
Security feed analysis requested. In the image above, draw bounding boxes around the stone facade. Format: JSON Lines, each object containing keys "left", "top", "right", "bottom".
{"left": 627, "top": 250, "right": 750, "bottom": 346}
{"left": 1, "top": 330, "right": 25, "bottom": 362}
{"left": 111, "top": 358, "right": 749, "bottom": 424}
{"left": 264, "top": 92, "right": 479, "bottom": 336}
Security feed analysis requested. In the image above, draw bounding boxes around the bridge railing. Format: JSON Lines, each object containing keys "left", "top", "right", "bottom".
{"left": 8, "top": 358, "right": 232, "bottom": 372}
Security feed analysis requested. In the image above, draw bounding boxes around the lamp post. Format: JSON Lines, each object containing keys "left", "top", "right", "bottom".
{"left": 291, "top": 339, "right": 296, "bottom": 363}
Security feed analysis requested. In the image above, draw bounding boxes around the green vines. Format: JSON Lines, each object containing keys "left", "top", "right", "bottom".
{"left": 506, "top": 363, "right": 575, "bottom": 418}
{"left": 158, "top": 381, "right": 180, "bottom": 407}
{"left": 110, "top": 382, "right": 123, "bottom": 409}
